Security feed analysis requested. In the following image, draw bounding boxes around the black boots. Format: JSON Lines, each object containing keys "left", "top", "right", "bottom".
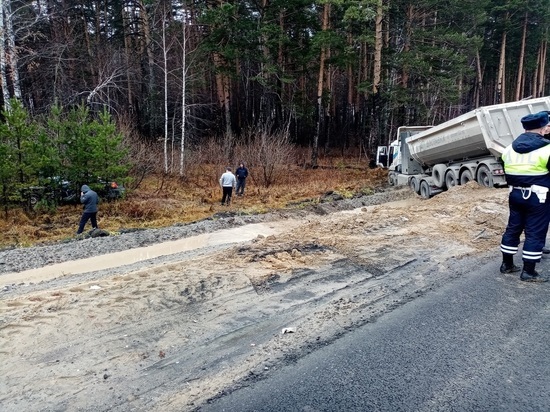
{"left": 519, "top": 261, "right": 548, "bottom": 282}
{"left": 500, "top": 254, "right": 548, "bottom": 282}
{"left": 500, "top": 262, "right": 521, "bottom": 274}
{"left": 520, "top": 270, "right": 548, "bottom": 282}
{"left": 500, "top": 253, "right": 520, "bottom": 274}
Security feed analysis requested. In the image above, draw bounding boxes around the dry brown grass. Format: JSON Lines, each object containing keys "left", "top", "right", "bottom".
{"left": 0, "top": 158, "right": 387, "bottom": 248}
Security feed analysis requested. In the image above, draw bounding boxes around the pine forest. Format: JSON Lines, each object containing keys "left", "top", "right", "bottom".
{"left": 1, "top": 0, "right": 549, "bottom": 175}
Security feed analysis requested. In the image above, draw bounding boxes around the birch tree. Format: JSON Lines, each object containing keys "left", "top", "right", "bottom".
{"left": 4, "top": 0, "right": 20, "bottom": 100}
{"left": 180, "top": 5, "right": 188, "bottom": 176}
{"left": 162, "top": 8, "right": 169, "bottom": 173}
{"left": 0, "top": 0, "right": 10, "bottom": 110}
{"left": 0, "top": 0, "right": 24, "bottom": 109}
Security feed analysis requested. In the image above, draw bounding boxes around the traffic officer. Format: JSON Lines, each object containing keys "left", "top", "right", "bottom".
{"left": 500, "top": 111, "right": 550, "bottom": 282}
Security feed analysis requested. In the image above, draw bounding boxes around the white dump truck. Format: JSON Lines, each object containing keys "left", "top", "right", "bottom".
{"left": 377, "top": 96, "right": 550, "bottom": 198}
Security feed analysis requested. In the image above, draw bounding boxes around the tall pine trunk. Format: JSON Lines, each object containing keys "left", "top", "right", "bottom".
{"left": 534, "top": 35, "right": 547, "bottom": 98}
{"left": 312, "top": 2, "right": 330, "bottom": 168}
{"left": 213, "top": 52, "right": 232, "bottom": 139}
{"left": 496, "top": 14, "right": 509, "bottom": 104}
{"left": 121, "top": 4, "right": 133, "bottom": 111}
{"left": 369, "top": 0, "right": 384, "bottom": 154}
{"left": 373, "top": 0, "right": 383, "bottom": 95}
{"left": 138, "top": 0, "right": 157, "bottom": 136}
{"left": 515, "top": 12, "right": 527, "bottom": 101}
{"left": 474, "top": 49, "right": 483, "bottom": 107}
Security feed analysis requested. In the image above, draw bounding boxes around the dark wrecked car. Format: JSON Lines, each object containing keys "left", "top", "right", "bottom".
{"left": 23, "top": 178, "right": 125, "bottom": 209}
{"left": 97, "top": 180, "right": 126, "bottom": 200}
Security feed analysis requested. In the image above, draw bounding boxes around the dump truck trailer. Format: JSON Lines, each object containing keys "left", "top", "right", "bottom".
{"left": 378, "top": 97, "right": 550, "bottom": 198}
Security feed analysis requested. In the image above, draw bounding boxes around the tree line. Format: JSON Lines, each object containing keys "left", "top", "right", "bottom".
{"left": 0, "top": 99, "right": 128, "bottom": 213}
{"left": 1, "top": 0, "right": 549, "bottom": 171}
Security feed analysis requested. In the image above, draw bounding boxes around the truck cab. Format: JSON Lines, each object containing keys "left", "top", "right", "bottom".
{"left": 377, "top": 126, "right": 432, "bottom": 171}
{"left": 376, "top": 139, "right": 399, "bottom": 169}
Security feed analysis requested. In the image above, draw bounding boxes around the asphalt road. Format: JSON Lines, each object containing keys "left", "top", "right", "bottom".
{"left": 200, "top": 257, "right": 550, "bottom": 412}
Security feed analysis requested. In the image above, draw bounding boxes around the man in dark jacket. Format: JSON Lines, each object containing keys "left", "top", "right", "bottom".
{"left": 235, "top": 162, "right": 249, "bottom": 196}
{"left": 77, "top": 184, "right": 99, "bottom": 234}
{"left": 500, "top": 111, "right": 550, "bottom": 282}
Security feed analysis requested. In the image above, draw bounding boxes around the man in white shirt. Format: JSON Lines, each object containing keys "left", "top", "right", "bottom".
{"left": 219, "top": 167, "right": 236, "bottom": 206}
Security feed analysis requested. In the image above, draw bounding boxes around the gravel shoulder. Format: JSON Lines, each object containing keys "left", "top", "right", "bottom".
{"left": 0, "top": 184, "right": 510, "bottom": 411}
{"left": 0, "top": 187, "right": 413, "bottom": 291}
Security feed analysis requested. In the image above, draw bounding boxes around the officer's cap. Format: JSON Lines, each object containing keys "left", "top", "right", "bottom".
{"left": 521, "top": 111, "right": 549, "bottom": 130}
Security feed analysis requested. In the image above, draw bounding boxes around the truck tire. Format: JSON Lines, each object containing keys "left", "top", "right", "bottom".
{"left": 460, "top": 170, "right": 473, "bottom": 185}
{"left": 477, "top": 165, "right": 494, "bottom": 187}
{"left": 409, "top": 177, "right": 420, "bottom": 194}
{"left": 445, "top": 171, "right": 458, "bottom": 188}
{"left": 432, "top": 164, "right": 447, "bottom": 189}
{"left": 420, "top": 180, "right": 431, "bottom": 199}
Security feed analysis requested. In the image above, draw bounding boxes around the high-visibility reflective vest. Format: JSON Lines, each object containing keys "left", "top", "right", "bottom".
{"left": 502, "top": 144, "right": 550, "bottom": 176}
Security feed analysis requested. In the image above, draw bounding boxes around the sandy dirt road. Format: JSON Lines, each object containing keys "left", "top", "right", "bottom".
{"left": 0, "top": 183, "right": 511, "bottom": 411}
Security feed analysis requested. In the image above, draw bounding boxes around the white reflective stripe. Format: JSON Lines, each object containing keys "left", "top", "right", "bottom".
{"left": 523, "top": 251, "right": 543, "bottom": 260}
{"left": 505, "top": 171, "right": 549, "bottom": 176}
{"left": 523, "top": 250, "right": 543, "bottom": 256}
{"left": 522, "top": 255, "right": 542, "bottom": 261}
{"left": 500, "top": 245, "right": 518, "bottom": 254}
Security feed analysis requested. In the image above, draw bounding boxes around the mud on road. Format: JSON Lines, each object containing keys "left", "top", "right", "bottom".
{"left": 0, "top": 184, "right": 510, "bottom": 411}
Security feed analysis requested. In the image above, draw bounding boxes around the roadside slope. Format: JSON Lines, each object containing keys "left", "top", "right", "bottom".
{"left": 0, "top": 184, "right": 510, "bottom": 411}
